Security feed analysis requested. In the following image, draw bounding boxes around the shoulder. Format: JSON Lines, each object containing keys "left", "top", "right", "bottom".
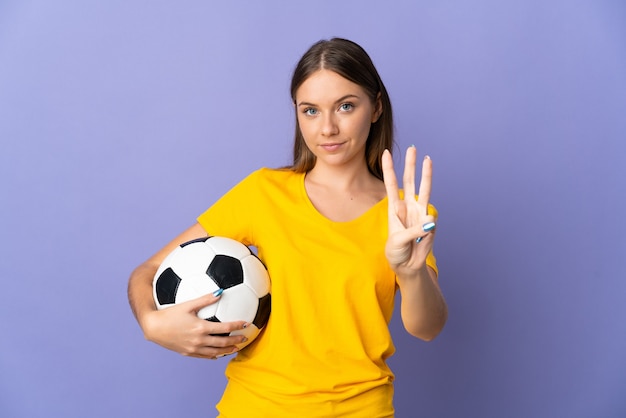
{"left": 232, "top": 167, "right": 293, "bottom": 185}
{"left": 255, "top": 167, "right": 300, "bottom": 179}
{"left": 247, "top": 167, "right": 303, "bottom": 187}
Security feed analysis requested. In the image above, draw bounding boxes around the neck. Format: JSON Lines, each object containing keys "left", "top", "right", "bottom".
{"left": 306, "top": 160, "right": 378, "bottom": 192}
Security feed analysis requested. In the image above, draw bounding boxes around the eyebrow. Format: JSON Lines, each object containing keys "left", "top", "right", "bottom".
{"left": 297, "top": 94, "right": 361, "bottom": 108}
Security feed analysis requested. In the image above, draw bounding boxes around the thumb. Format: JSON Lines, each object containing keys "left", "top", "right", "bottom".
{"left": 182, "top": 289, "right": 223, "bottom": 313}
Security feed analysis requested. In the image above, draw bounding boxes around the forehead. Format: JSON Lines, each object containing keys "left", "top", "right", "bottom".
{"left": 295, "top": 69, "right": 368, "bottom": 103}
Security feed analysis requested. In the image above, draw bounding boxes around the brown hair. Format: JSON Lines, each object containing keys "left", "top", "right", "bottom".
{"left": 288, "top": 38, "right": 394, "bottom": 180}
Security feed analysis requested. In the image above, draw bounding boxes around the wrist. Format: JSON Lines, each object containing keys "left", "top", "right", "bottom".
{"left": 140, "top": 306, "right": 161, "bottom": 335}
{"left": 395, "top": 262, "right": 431, "bottom": 283}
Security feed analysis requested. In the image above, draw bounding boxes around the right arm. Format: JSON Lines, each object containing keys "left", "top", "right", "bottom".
{"left": 127, "top": 223, "right": 249, "bottom": 359}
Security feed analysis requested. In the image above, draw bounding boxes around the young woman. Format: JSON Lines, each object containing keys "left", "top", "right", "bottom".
{"left": 128, "top": 38, "right": 447, "bottom": 417}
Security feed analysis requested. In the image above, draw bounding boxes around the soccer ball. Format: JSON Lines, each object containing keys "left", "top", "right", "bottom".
{"left": 153, "top": 236, "right": 271, "bottom": 352}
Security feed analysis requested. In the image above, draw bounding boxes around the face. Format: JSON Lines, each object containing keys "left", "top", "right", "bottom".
{"left": 295, "top": 69, "right": 381, "bottom": 170}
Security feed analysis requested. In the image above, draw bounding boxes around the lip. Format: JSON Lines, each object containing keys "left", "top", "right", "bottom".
{"left": 320, "top": 142, "right": 345, "bottom": 152}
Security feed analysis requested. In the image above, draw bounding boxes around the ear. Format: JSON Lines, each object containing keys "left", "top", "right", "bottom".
{"left": 371, "top": 92, "right": 383, "bottom": 123}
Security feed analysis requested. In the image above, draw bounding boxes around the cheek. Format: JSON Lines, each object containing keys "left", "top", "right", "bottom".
{"left": 354, "top": 115, "right": 373, "bottom": 140}
{"left": 297, "top": 117, "right": 315, "bottom": 140}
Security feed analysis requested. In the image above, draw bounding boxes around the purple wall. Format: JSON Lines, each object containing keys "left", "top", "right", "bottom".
{"left": 1, "top": 1, "right": 625, "bottom": 417}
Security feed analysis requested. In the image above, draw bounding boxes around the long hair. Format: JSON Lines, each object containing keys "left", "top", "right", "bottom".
{"left": 288, "top": 38, "right": 394, "bottom": 180}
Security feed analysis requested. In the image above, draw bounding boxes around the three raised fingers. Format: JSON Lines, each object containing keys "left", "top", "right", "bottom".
{"left": 383, "top": 146, "right": 432, "bottom": 209}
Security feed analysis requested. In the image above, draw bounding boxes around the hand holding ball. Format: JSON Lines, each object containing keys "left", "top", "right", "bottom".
{"left": 152, "top": 236, "right": 271, "bottom": 353}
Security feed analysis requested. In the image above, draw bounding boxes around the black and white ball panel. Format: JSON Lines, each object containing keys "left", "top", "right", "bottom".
{"left": 154, "top": 240, "right": 220, "bottom": 306}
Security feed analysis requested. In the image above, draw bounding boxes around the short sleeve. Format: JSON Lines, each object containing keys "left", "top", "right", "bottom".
{"left": 196, "top": 170, "right": 262, "bottom": 246}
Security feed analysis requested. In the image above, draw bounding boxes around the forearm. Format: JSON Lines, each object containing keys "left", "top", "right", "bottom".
{"left": 397, "top": 265, "right": 448, "bottom": 341}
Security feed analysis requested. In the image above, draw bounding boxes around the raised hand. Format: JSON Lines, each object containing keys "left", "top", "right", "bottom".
{"left": 381, "top": 146, "right": 436, "bottom": 275}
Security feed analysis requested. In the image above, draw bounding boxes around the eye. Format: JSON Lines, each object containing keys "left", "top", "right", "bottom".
{"left": 339, "top": 103, "right": 354, "bottom": 112}
{"left": 303, "top": 107, "right": 318, "bottom": 116}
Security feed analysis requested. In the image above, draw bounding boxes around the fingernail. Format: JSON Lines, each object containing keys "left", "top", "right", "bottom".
{"left": 241, "top": 337, "right": 248, "bottom": 343}
{"left": 415, "top": 236, "right": 423, "bottom": 243}
{"left": 424, "top": 155, "right": 431, "bottom": 160}
{"left": 422, "top": 222, "right": 436, "bottom": 232}
{"left": 212, "top": 288, "right": 224, "bottom": 297}
{"left": 242, "top": 322, "right": 250, "bottom": 329}
{"left": 409, "top": 144, "right": 416, "bottom": 148}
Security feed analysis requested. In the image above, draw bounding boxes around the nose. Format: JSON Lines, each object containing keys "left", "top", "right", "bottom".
{"left": 321, "top": 113, "right": 339, "bottom": 137}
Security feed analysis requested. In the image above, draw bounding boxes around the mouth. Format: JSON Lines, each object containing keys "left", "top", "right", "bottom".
{"left": 319, "top": 142, "right": 345, "bottom": 152}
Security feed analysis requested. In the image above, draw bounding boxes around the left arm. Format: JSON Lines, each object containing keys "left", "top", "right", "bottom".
{"left": 382, "top": 147, "right": 448, "bottom": 341}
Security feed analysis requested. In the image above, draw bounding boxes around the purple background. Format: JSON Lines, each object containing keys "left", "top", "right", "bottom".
{"left": 1, "top": 1, "right": 625, "bottom": 417}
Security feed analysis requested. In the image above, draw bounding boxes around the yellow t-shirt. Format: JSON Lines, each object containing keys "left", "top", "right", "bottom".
{"left": 197, "top": 168, "right": 437, "bottom": 417}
